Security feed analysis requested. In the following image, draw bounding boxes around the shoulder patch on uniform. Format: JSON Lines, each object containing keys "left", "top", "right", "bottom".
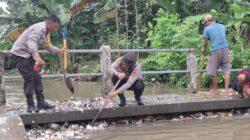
{"left": 130, "top": 70, "right": 136, "bottom": 76}
{"left": 43, "top": 33, "right": 51, "bottom": 49}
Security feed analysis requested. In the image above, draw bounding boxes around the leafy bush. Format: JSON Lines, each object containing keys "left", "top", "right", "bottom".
{"left": 142, "top": 9, "right": 202, "bottom": 87}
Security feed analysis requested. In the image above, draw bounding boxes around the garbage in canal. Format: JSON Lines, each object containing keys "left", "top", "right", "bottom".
{"left": 3, "top": 92, "right": 250, "bottom": 139}
{"left": 35, "top": 97, "right": 117, "bottom": 113}
{"left": 26, "top": 108, "right": 249, "bottom": 140}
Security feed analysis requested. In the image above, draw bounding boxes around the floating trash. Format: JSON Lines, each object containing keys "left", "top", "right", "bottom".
{"left": 25, "top": 108, "right": 250, "bottom": 140}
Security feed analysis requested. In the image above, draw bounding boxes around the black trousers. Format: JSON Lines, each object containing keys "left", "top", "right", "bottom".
{"left": 111, "top": 76, "right": 144, "bottom": 99}
{"left": 10, "top": 55, "right": 43, "bottom": 98}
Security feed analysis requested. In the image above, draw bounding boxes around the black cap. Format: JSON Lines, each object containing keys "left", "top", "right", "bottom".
{"left": 122, "top": 52, "right": 137, "bottom": 65}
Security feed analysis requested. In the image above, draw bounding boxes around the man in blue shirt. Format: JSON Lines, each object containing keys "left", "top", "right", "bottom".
{"left": 202, "top": 15, "right": 230, "bottom": 94}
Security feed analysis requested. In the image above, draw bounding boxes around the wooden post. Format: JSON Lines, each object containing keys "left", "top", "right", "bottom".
{"left": 187, "top": 49, "right": 197, "bottom": 93}
{"left": 0, "top": 51, "right": 5, "bottom": 104}
{"left": 100, "top": 45, "right": 112, "bottom": 97}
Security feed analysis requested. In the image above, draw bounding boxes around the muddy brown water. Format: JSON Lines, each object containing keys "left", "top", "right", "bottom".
{"left": 5, "top": 80, "right": 186, "bottom": 104}
{"left": 4, "top": 80, "right": 250, "bottom": 139}
{"left": 89, "top": 116, "right": 250, "bottom": 140}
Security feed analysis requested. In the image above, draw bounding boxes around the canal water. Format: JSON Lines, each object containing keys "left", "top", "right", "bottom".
{"left": 4, "top": 80, "right": 250, "bottom": 139}
{"left": 5, "top": 79, "right": 186, "bottom": 105}
{"left": 90, "top": 115, "right": 250, "bottom": 140}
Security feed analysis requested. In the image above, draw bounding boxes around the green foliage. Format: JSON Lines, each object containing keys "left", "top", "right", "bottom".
{"left": 0, "top": 41, "right": 12, "bottom": 50}
{"left": 0, "top": 0, "right": 249, "bottom": 87}
{"left": 143, "top": 9, "right": 202, "bottom": 86}
{"left": 230, "top": 39, "right": 250, "bottom": 69}
{"left": 147, "top": 9, "right": 180, "bottom": 49}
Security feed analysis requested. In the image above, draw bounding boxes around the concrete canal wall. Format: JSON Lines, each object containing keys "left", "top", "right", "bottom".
{"left": 19, "top": 94, "right": 250, "bottom": 125}
{"left": 1, "top": 94, "right": 250, "bottom": 138}
{"left": 0, "top": 115, "right": 27, "bottom": 140}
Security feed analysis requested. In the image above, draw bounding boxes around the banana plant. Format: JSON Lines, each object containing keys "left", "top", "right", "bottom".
{"left": 0, "top": 0, "right": 42, "bottom": 44}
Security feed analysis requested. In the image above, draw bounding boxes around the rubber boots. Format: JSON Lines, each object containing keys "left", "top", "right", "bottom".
{"left": 36, "top": 93, "right": 55, "bottom": 110}
{"left": 26, "top": 96, "right": 39, "bottom": 113}
{"left": 118, "top": 93, "right": 126, "bottom": 107}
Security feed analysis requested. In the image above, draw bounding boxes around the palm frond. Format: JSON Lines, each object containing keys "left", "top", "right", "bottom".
{"left": 56, "top": 4, "right": 71, "bottom": 25}
{"left": 4, "top": 27, "right": 26, "bottom": 42}
{"left": 70, "top": 0, "right": 92, "bottom": 16}
{"left": 93, "top": 0, "right": 115, "bottom": 23}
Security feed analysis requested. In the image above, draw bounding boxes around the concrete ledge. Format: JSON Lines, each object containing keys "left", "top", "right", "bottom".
{"left": 20, "top": 95, "right": 250, "bottom": 125}
{"left": 0, "top": 115, "right": 28, "bottom": 140}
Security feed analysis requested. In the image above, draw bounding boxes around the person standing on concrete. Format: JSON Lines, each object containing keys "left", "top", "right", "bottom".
{"left": 107, "top": 52, "right": 144, "bottom": 107}
{"left": 10, "top": 14, "right": 65, "bottom": 113}
{"left": 230, "top": 68, "right": 250, "bottom": 98}
{"left": 202, "top": 15, "right": 230, "bottom": 94}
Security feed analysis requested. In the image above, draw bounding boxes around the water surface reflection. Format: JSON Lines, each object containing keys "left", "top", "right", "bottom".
{"left": 90, "top": 115, "right": 250, "bottom": 140}
{"left": 5, "top": 80, "right": 186, "bottom": 103}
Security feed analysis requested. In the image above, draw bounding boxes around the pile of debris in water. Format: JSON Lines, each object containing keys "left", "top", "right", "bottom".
{"left": 52, "top": 97, "right": 116, "bottom": 112}
{"left": 26, "top": 108, "right": 250, "bottom": 140}
{"left": 5, "top": 93, "right": 246, "bottom": 139}
{"left": 4, "top": 97, "right": 117, "bottom": 115}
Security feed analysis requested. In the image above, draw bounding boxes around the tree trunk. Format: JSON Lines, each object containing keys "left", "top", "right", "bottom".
{"left": 124, "top": 0, "right": 129, "bottom": 44}
{"left": 134, "top": 0, "right": 139, "bottom": 37}
{"left": 114, "top": 0, "right": 119, "bottom": 49}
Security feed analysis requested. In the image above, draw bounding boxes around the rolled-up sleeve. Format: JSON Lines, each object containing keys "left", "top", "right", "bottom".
{"left": 27, "top": 29, "right": 39, "bottom": 55}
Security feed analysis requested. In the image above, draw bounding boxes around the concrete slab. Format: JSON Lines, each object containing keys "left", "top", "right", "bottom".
{"left": 19, "top": 94, "right": 250, "bottom": 125}
{"left": 0, "top": 115, "right": 28, "bottom": 140}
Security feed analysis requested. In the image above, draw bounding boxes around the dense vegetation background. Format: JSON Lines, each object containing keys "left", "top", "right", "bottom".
{"left": 0, "top": 0, "right": 249, "bottom": 88}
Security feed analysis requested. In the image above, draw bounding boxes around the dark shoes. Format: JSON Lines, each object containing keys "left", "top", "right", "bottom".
{"left": 27, "top": 102, "right": 55, "bottom": 113}
{"left": 26, "top": 96, "right": 39, "bottom": 113}
{"left": 136, "top": 97, "right": 144, "bottom": 105}
{"left": 37, "top": 101, "right": 55, "bottom": 110}
{"left": 27, "top": 105, "right": 39, "bottom": 113}
{"left": 118, "top": 93, "right": 144, "bottom": 107}
{"left": 119, "top": 101, "right": 126, "bottom": 107}
{"left": 235, "top": 92, "right": 245, "bottom": 98}
{"left": 118, "top": 93, "right": 127, "bottom": 107}
{"left": 26, "top": 94, "right": 55, "bottom": 113}
{"left": 118, "top": 98, "right": 144, "bottom": 106}
{"left": 36, "top": 93, "right": 55, "bottom": 110}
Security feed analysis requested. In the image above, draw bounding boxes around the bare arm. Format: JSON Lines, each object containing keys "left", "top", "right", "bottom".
{"left": 243, "top": 84, "right": 250, "bottom": 97}
{"left": 33, "top": 52, "right": 45, "bottom": 66}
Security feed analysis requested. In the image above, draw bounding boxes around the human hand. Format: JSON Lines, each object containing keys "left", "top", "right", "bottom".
{"left": 59, "top": 47, "right": 67, "bottom": 55}
{"left": 33, "top": 52, "right": 45, "bottom": 66}
{"left": 107, "top": 90, "right": 118, "bottom": 99}
{"left": 34, "top": 64, "right": 46, "bottom": 74}
{"left": 117, "top": 72, "right": 126, "bottom": 80}
{"left": 37, "top": 58, "right": 46, "bottom": 66}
